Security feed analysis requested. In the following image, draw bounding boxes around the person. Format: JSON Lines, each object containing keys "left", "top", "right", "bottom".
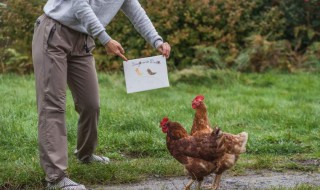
{"left": 32, "top": 0, "right": 171, "bottom": 189}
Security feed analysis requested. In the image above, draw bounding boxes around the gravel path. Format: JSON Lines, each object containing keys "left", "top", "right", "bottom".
{"left": 89, "top": 170, "right": 320, "bottom": 190}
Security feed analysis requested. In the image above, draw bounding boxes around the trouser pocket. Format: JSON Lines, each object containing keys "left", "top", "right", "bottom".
{"left": 44, "top": 21, "right": 56, "bottom": 51}
{"left": 83, "top": 35, "right": 96, "bottom": 54}
{"left": 32, "top": 14, "right": 46, "bottom": 46}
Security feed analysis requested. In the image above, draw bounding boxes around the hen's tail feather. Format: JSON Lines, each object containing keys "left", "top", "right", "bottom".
{"left": 239, "top": 132, "right": 248, "bottom": 153}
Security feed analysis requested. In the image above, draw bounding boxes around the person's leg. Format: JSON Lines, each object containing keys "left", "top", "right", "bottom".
{"left": 32, "top": 15, "right": 86, "bottom": 189}
{"left": 66, "top": 35, "right": 107, "bottom": 163}
{"left": 32, "top": 14, "right": 69, "bottom": 182}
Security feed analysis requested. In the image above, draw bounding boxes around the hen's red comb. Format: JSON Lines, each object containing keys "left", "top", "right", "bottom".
{"left": 160, "top": 117, "right": 169, "bottom": 127}
{"left": 194, "top": 95, "right": 205, "bottom": 101}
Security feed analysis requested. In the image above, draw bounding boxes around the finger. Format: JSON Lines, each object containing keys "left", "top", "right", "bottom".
{"left": 119, "top": 46, "right": 125, "bottom": 54}
{"left": 162, "top": 45, "right": 170, "bottom": 58}
{"left": 163, "top": 49, "right": 167, "bottom": 57}
{"left": 117, "top": 52, "right": 128, "bottom": 61}
{"left": 166, "top": 50, "right": 170, "bottom": 58}
{"left": 166, "top": 44, "right": 171, "bottom": 58}
{"left": 158, "top": 47, "right": 163, "bottom": 54}
{"left": 167, "top": 44, "right": 171, "bottom": 52}
{"left": 161, "top": 47, "right": 167, "bottom": 55}
{"left": 109, "top": 48, "right": 118, "bottom": 55}
{"left": 165, "top": 50, "right": 169, "bottom": 58}
{"left": 113, "top": 41, "right": 124, "bottom": 54}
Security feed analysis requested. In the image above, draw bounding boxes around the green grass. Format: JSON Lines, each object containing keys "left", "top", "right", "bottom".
{"left": 0, "top": 68, "right": 319, "bottom": 189}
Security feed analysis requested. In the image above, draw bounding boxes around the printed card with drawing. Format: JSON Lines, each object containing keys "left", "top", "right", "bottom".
{"left": 123, "top": 55, "right": 170, "bottom": 93}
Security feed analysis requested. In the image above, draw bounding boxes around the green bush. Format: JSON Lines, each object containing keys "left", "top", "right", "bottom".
{"left": 0, "top": 0, "right": 42, "bottom": 73}
{"left": 0, "top": 0, "right": 319, "bottom": 73}
{"left": 303, "top": 42, "right": 320, "bottom": 72}
{"left": 97, "top": 0, "right": 288, "bottom": 70}
{"left": 278, "top": 0, "right": 320, "bottom": 51}
{"left": 235, "top": 35, "right": 302, "bottom": 72}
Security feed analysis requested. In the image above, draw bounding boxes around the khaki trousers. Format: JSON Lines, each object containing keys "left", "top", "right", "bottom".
{"left": 32, "top": 14, "right": 99, "bottom": 182}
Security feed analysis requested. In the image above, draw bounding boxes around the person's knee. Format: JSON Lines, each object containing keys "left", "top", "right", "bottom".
{"left": 85, "top": 103, "right": 100, "bottom": 113}
{"left": 43, "top": 93, "right": 67, "bottom": 113}
{"left": 77, "top": 99, "right": 100, "bottom": 114}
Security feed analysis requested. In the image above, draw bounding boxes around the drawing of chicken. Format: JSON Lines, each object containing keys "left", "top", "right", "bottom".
{"left": 135, "top": 68, "right": 143, "bottom": 76}
{"left": 147, "top": 68, "right": 157, "bottom": 75}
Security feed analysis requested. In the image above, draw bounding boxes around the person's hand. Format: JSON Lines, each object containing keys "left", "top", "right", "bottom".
{"left": 104, "top": 39, "right": 128, "bottom": 61}
{"left": 157, "top": 42, "right": 171, "bottom": 59}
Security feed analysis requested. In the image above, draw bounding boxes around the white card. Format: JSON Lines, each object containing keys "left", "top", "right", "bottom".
{"left": 123, "top": 55, "right": 170, "bottom": 93}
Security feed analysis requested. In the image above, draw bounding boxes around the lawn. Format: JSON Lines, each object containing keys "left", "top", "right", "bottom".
{"left": 0, "top": 68, "right": 319, "bottom": 189}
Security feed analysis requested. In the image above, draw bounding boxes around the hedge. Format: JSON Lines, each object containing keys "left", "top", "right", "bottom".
{"left": 0, "top": 0, "right": 319, "bottom": 73}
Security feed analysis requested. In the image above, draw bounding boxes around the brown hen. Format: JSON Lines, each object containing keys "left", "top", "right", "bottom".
{"left": 191, "top": 95, "right": 213, "bottom": 136}
{"left": 160, "top": 117, "right": 248, "bottom": 190}
{"left": 191, "top": 94, "right": 249, "bottom": 189}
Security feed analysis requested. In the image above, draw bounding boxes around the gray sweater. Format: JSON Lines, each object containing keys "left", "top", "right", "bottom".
{"left": 44, "top": 0, "right": 163, "bottom": 48}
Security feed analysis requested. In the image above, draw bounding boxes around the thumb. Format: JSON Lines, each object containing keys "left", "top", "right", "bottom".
{"left": 157, "top": 45, "right": 163, "bottom": 53}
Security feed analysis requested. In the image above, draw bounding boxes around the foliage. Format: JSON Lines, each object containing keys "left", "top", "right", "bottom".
{"left": 141, "top": 0, "right": 286, "bottom": 68}
{"left": 277, "top": 0, "right": 320, "bottom": 51}
{"left": 0, "top": 0, "right": 42, "bottom": 50}
{"left": 0, "top": 0, "right": 319, "bottom": 73}
{"left": 0, "top": 0, "right": 43, "bottom": 73}
{"left": 235, "top": 35, "right": 303, "bottom": 72}
{"left": 1, "top": 48, "right": 32, "bottom": 74}
{"left": 303, "top": 42, "right": 320, "bottom": 72}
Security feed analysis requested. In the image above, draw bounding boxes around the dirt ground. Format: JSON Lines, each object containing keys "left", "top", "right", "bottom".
{"left": 89, "top": 170, "right": 320, "bottom": 190}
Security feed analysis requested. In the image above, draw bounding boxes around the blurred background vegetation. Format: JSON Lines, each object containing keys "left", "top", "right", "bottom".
{"left": 0, "top": 0, "right": 319, "bottom": 74}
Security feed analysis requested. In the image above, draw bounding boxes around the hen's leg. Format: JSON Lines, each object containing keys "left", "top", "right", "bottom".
{"left": 196, "top": 180, "right": 202, "bottom": 190}
{"left": 184, "top": 179, "right": 194, "bottom": 190}
{"left": 212, "top": 174, "right": 222, "bottom": 190}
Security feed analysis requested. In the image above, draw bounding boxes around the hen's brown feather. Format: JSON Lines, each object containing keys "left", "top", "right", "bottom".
{"left": 191, "top": 99, "right": 213, "bottom": 136}
{"left": 166, "top": 122, "right": 225, "bottom": 162}
{"left": 161, "top": 119, "right": 248, "bottom": 189}
{"left": 189, "top": 96, "right": 249, "bottom": 189}
{"left": 164, "top": 121, "right": 219, "bottom": 181}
